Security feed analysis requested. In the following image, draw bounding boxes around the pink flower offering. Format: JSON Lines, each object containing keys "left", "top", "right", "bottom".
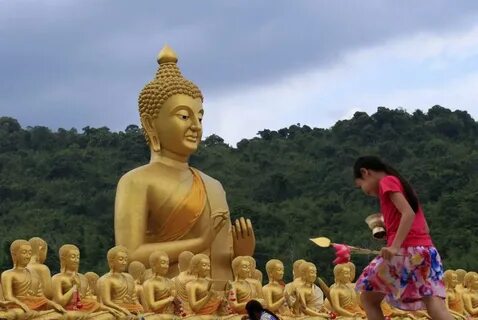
{"left": 332, "top": 243, "right": 351, "bottom": 265}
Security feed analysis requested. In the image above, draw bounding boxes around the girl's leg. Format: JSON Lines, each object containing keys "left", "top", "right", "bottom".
{"left": 422, "top": 296, "right": 453, "bottom": 320}
{"left": 360, "top": 292, "right": 385, "bottom": 320}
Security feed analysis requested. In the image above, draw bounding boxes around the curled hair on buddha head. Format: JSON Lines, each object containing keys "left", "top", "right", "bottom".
{"left": 138, "top": 45, "right": 203, "bottom": 144}
{"left": 353, "top": 156, "right": 419, "bottom": 212}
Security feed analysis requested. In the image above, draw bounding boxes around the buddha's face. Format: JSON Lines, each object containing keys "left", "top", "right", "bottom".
{"left": 153, "top": 255, "right": 169, "bottom": 276}
{"left": 338, "top": 266, "right": 351, "bottom": 284}
{"left": 237, "top": 260, "right": 251, "bottom": 279}
{"left": 197, "top": 258, "right": 211, "bottom": 278}
{"left": 111, "top": 251, "right": 128, "bottom": 272}
{"left": 64, "top": 249, "right": 80, "bottom": 272}
{"left": 470, "top": 274, "right": 478, "bottom": 290}
{"left": 14, "top": 244, "right": 32, "bottom": 267}
{"left": 304, "top": 266, "right": 317, "bottom": 284}
{"left": 271, "top": 263, "right": 284, "bottom": 281}
{"left": 447, "top": 272, "right": 458, "bottom": 288}
{"left": 148, "top": 94, "right": 203, "bottom": 157}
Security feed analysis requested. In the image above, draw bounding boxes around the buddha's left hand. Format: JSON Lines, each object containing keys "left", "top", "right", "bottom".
{"left": 232, "top": 217, "right": 255, "bottom": 256}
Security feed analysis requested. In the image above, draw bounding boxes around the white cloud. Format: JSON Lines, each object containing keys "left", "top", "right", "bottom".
{"left": 204, "top": 23, "right": 478, "bottom": 145}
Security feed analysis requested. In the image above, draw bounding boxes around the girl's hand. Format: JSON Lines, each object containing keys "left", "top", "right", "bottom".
{"left": 380, "top": 246, "right": 399, "bottom": 260}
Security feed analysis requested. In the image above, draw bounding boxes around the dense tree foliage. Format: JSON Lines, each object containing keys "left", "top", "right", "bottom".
{"left": 0, "top": 105, "right": 477, "bottom": 283}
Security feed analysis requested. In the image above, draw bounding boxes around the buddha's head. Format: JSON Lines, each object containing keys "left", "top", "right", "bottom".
{"left": 232, "top": 256, "right": 252, "bottom": 280}
{"left": 178, "top": 251, "right": 194, "bottom": 274}
{"left": 333, "top": 264, "right": 351, "bottom": 284}
{"left": 149, "top": 251, "right": 169, "bottom": 277}
{"left": 139, "top": 45, "right": 204, "bottom": 159}
{"left": 107, "top": 246, "right": 129, "bottom": 272}
{"left": 292, "top": 259, "right": 306, "bottom": 280}
{"left": 189, "top": 254, "right": 210, "bottom": 278}
{"left": 85, "top": 272, "right": 99, "bottom": 294}
{"left": 300, "top": 262, "right": 317, "bottom": 284}
{"left": 456, "top": 269, "right": 467, "bottom": 285}
{"left": 59, "top": 244, "right": 80, "bottom": 273}
{"left": 464, "top": 272, "right": 478, "bottom": 290}
{"left": 346, "top": 262, "right": 356, "bottom": 282}
{"left": 265, "top": 259, "right": 284, "bottom": 282}
{"left": 444, "top": 270, "right": 458, "bottom": 289}
{"left": 128, "top": 261, "right": 146, "bottom": 283}
{"left": 11, "top": 239, "right": 32, "bottom": 267}
{"left": 29, "top": 237, "right": 47, "bottom": 263}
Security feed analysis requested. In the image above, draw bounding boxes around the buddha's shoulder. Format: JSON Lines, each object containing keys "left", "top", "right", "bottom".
{"left": 191, "top": 168, "right": 225, "bottom": 191}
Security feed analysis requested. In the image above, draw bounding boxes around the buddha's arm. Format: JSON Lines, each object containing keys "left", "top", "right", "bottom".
{"left": 330, "top": 289, "right": 355, "bottom": 317}
{"left": 0, "top": 273, "right": 28, "bottom": 311}
{"left": 187, "top": 283, "right": 212, "bottom": 313}
{"left": 316, "top": 278, "right": 330, "bottom": 302}
{"left": 115, "top": 177, "right": 212, "bottom": 265}
{"left": 228, "top": 286, "right": 247, "bottom": 311}
{"left": 463, "top": 294, "right": 478, "bottom": 315}
{"left": 51, "top": 277, "right": 75, "bottom": 306}
{"left": 99, "top": 279, "right": 130, "bottom": 316}
{"left": 40, "top": 268, "right": 53, "bottom": 299}
{"left": 144, "top": 283, "right": 173, "bottom": 312}
{"left": 264, "top": 288, "right": 284, "bottom": 312}
{"left": 297, "top": 289, "right": 329, "bottom": 317}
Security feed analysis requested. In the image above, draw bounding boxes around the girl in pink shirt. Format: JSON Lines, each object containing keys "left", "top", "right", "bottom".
{"left": 353, "top": 156, "right": 452, "bottom": 320}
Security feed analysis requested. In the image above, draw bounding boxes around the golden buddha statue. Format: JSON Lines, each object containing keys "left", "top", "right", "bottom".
{"left": 463, "top": 271, "right": 478, "bottom": 317}
{"left": 253, "top": 269, "right": 263, "bottom": 285}
{"left": 51, "top": 244, "right": 118, "bottom": 320}
{"left": 128, "top": 260, "right": 147, "bottom": 307}
{"left": 114, "top": 45, "right": 255, "bottom": 282}
{"left": 329, "top": 263, "right": 365, "bottom": 319}
{"left": 227, "top": 256, "right": 264, "bottom": 314}
{"left": 142, "top": 251, "right": 177, "bottom": 319}
{"left": 294, "top": 262, "right": 329, "bottom": 319}
{"left": 455, "top": 269, "right": 467, "bottom": 295}
{"left": 173, "top": 251, "right": 196, "bottom": 313}
{"left": 97, "top": 246, "right": 146, "bottom": 318}
{"left": 184, "top": 254, "right": 223, "bottom": 319}
{"left": 1, "top": 239, "right": 65, "bottom": 320}
{"left": 443, "top": 270, "right": 467, "bottom": 320}
{"left": 262, "top": 259, "right": 290, "bottom": 316}
{"left": 284, "top": 259, "right": 306, "bottom": 313}
{"left": 27, "top": 237, "right": 53, "bottom": 299}
{"left": 84, "top": 272, "right": 99, "bottom": 301}
{"left": 245, "top": 256, "right": 263, "bottom": 300}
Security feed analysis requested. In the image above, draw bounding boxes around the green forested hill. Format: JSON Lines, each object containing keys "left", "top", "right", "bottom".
{"left": 0, "top": 105, "right": 477, "bottom": 282}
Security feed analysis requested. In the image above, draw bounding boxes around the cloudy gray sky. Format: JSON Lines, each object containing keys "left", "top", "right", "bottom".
{"left": 2, "top": 0, "right": 478, "bottom": 144}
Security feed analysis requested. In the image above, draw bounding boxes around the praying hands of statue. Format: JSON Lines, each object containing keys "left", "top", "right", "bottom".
{"left": 232, "top": 217, "right": 255, "bottom": 257}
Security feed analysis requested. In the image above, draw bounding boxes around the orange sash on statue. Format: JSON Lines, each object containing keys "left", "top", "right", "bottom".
{"left": 196, "top": 298, "right": 221, "bottom": 315}
{"left": 155, "top": 169, "right": 206, "bottom": 242}
{"left": 10, "top": 296, "right": 49, "bottom": 310}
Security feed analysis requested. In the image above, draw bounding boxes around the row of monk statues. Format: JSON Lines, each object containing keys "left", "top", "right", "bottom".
{"left": 1, "top": 238, "right": 477, "bottom": 319}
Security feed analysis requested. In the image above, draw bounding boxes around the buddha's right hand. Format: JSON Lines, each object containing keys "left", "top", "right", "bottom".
{"left": 207, "top": 210, "right": 228, "bottom": 242}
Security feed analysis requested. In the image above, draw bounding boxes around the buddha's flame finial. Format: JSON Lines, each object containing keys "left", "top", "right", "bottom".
{"left": 157, "top": 45, "right": 178, "bottom": 65}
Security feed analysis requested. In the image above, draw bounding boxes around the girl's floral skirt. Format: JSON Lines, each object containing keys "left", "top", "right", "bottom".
{"left": 355, "top": 246, "right": 446, "bottom": 310}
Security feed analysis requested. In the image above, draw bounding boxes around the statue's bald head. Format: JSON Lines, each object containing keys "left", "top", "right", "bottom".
{"left": 29, "top": 237, "right": 47, "bottom": 263}
{"left": 178, "top": 251, "right": 194, "bottom": 273}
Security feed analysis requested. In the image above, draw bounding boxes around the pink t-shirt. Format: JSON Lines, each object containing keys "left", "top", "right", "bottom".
{"left": 379, "top": 175, "right": 433, "bottom": 247}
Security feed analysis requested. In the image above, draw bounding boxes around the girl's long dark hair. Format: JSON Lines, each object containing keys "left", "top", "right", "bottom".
{"left": 246, "top": 300, "right": 279, "bottom": 320}
{"left": 353, "top": 156, "right": 419, "bottom": 212}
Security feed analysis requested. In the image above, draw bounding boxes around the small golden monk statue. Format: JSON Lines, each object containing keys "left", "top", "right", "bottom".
{"left": 245, "top": 256, "right": 263, "bottom": 300}
{"left": 463, "top": 271, "right": 478, "bottom": 317}
{"left": 443, "top": 270, "right": 467, "bottom": 320}
{"left": 114, "top": 45, "right": 255, "bottom": 282}
{"left": 98, "top": 246, "right": 146, "bottom": 318}
{"left": 329, "top": 263, "right": 366, "bottom": 319}
{"left": 284, "top": 259, "right": 306, "bottom": 313}
{"left": 27, "top": 237, "right": 53, "bottom": 299}
{"left": 128, "top": 261, "right": 147, "bottom": 307}
{"left": 51, "top": 244, "right": 118, "bottom": 320}
{"left": 142, "top": 251, "right": 177, "bottom": 319}
{"left": 294, "top": 262, "right": 329, "bottom": 319}
{"left": 185, "top": 254, "right": 222, "bottom": 318}
{"left": 1, "top": 239, "right": 65, "bottom": 320}
{"left": 455, "top": 269, "right": 467, "bottom": 295}
{"left": 227, "top": 256, "right": 265, "bottom": 314}
{"left": 173, "top": 251, "right": 196, "bottom": 313}
{"left": 262, "top": 259, "right": 290, "bottom": 316}
{"left": 84, "top": 272, "right": 100, "bottom": 301}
